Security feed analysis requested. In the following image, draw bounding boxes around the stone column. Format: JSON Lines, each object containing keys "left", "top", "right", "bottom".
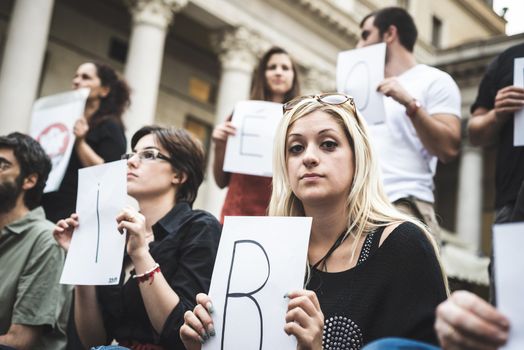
{"left": 302, "top": 66, "right": 334, "bottom": 95}
{"left": 0, "top": 0, "right": 55, "bottom": 135}
{"left": 211, "top": 27, "right": 266, "bottom": 124}
{"left": 124, "top": 0, "right": 187, "bottom": 136}
{"left": 455, "top": 143, "right": 483, "bottom": 251}
{"left": 193, "top": 27, "right": 264, "bottom": 216}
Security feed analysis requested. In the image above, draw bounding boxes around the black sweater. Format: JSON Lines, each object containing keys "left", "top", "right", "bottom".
{"left": 308, "top": 222, "right": 447, "bottom": 349}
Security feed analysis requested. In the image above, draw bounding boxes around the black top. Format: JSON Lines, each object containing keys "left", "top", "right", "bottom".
{"left": 308, "top": 222, "right": 447, "bottom": 349}
{"left": 42, "top": 118, "right": 126, "bottom": 222}
{"left": 471, "top": 43, "right": 524, "bottom": 209}
{"left": 97, "top": 202, "right": 221, "bottom": 348}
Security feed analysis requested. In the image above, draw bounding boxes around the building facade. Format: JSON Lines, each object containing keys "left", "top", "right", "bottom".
{"left": 0, "top": 0, "right": 517, "bottom": 255}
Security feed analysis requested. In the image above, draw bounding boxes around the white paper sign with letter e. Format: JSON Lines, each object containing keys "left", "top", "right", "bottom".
{"left": 513, "top": 57, "right": 524, "bottom": 146}
{"left": 204, "top": 216, "right": 312, "bottom": 350}
{"left": 30, "top": 88, "right": 90, "bottom": 193}
{"left": 337, "top": 43, "right": 386, "bottom": 125}
{"left": 493, "top": 222, "right": 524, "bottom": 349}
{"left": 60, "top": 160, "right": 127, "bottom": 285}
{"left": 223, "top": 100, "right": 283, "bottom": 177}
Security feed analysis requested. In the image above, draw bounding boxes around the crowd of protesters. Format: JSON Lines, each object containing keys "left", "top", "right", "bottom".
{"left": 0, "top": 6, "right": 522, "bottom": 350}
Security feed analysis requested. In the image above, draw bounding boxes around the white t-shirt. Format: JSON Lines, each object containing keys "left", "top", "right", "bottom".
{"left": 368, "top": 64, "right": 461, "bottom": 203}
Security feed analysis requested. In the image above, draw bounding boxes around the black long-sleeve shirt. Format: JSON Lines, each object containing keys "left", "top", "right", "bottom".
{"left": 97, "top": 202, "right": 221, "bottom": 349}
{"left": 309, "top": 222, "right": 447, "bottom": 349}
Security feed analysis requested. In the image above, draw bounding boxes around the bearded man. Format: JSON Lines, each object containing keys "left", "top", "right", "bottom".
{"left": 0, "top": 132, "right": 69, "bottom": 350}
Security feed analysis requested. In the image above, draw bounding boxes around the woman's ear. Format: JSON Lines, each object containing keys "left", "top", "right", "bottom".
{"left": 100, "top": 86, "right": 110, "bottom": 98}
{"left": 172, "top": 172, "right": 188, "bottom": 185}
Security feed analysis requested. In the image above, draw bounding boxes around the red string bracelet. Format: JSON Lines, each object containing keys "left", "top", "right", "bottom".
{"left": 132, "top": 263, "right": 160, "bottom": 285}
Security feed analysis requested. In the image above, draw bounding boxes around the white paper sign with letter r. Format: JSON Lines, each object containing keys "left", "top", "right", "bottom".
{"left": 203, "top": 216, "right": 312, "bottom": 350}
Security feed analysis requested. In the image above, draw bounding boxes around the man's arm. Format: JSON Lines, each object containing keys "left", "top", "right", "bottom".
{"left": 468, "top": 107, "right": 501, "bottom": 147}
{"left": 0, "top": 324, "right": 43, "bottom": 350}
{"left": 377, "top": 77, "right": 461, "bottom": 163}
{"left": 468, "top": 86, "right": 524, "bottom": 147}
{"left": 408, "top": 111, "right": 460, "bottom": 163}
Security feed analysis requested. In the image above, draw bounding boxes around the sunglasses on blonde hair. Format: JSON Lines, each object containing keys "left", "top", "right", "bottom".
{"left": 282, "top": 93, "right": 356, "bottom": 113}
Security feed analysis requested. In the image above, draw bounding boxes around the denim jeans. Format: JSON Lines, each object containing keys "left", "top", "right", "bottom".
{"left": 362, "top": 338, "right": 440, "bottom": 350}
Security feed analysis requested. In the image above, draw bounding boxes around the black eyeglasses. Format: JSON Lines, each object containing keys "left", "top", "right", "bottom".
{"left": 121, "top": 149, "right": 171, "bottom": 163}
{"left": 282, "top": 93, "right": 355, "bottom": 113}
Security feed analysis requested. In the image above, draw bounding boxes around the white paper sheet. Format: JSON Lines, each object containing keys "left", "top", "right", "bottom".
{"left": 30, "top": 88, "right": 90, "bottom": 192}
{"left": 204, "top": 216, "right": 312, "bottom": 350}
{"left": 513, "top": 58, "right": 524, "bottom": 146}
{"left": 337, "top": 43, "right": 386, "bottom": 125}
{"left": 60, "top": 160, "right": 127, "bottom": 285}
{"left": 493, "top": 222, "right": 524, "bottom": 349}
{"left": 223, "top": 100, "right": 283, "bottom": 177}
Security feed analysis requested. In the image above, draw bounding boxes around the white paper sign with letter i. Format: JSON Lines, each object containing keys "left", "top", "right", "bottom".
{"left": 494, "top": 222, "right": 524, "bottom": 350}
{"left": 223, "top": 100, "right": 283, "bottom": 177}
{"left": 514, "top": 57, "right": 524, "bottom": 147}
{"left": 203, "top": 216, "right": 312, "bottom": 350}
{"left": 60, "top": 160, "right": 127, "bottom": 285}
{"left": 30, "top": 88, "right": 90, "bottom": 193}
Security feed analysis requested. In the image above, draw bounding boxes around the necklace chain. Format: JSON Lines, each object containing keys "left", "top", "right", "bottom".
{"left": 311, "top": 228, "right": 349, "bottom": 272}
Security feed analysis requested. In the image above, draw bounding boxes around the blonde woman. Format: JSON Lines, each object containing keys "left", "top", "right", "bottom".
{"left": 180, "top": 94, "right": 447, "bottom": 350}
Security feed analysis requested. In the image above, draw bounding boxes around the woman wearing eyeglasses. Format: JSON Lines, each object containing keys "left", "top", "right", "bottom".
{"left": 212, "top": 46, "right": 300, "bottom": 221}
{"left": 180, "top": 94, "right": 447, "bottom": 350}
{"left": 53, "top": 126, "right": 221, "bottom": 349}
{"left": 43, "top": 62, "right": 130, "bottom": 223}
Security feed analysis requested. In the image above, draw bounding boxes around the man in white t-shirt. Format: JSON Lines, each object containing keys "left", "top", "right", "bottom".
{"left": 356, "top": 7, "right": 461, "bottom": 240}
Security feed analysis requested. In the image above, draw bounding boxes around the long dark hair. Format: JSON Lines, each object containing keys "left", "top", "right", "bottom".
{"left": 250, "top": 47, "right": 300, "bottom": 102}
{"left": 89, "top": 61, "right": 131, "bottom": 128}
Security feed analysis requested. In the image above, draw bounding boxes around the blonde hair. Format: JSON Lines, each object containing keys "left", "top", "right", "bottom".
{"left": 268, "top": 97, "right": 448, "bottom": 292}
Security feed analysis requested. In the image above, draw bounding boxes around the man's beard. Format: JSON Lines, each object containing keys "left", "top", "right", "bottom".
{"left": 0, "top": 175, "right": 24, "bottom": 214}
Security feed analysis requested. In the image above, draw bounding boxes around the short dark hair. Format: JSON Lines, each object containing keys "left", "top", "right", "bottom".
{"left": 250, "top": 46, "right": 301, "bottom": 102}
{"left": 131, "top": 125, "right": 205, "bottom": 206}
{"left": 360, "top": 7, "right": 418, "bottom": 52}
{"left": 0, "top": 132, "right": 51, "bottom": 209}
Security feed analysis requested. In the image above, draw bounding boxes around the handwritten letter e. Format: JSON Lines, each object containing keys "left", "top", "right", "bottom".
{"left": 239, "top": 115, "right": 264, "bottom": 158}
{"left": 221, "top": 240, "right": 270, "bottom": 350}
